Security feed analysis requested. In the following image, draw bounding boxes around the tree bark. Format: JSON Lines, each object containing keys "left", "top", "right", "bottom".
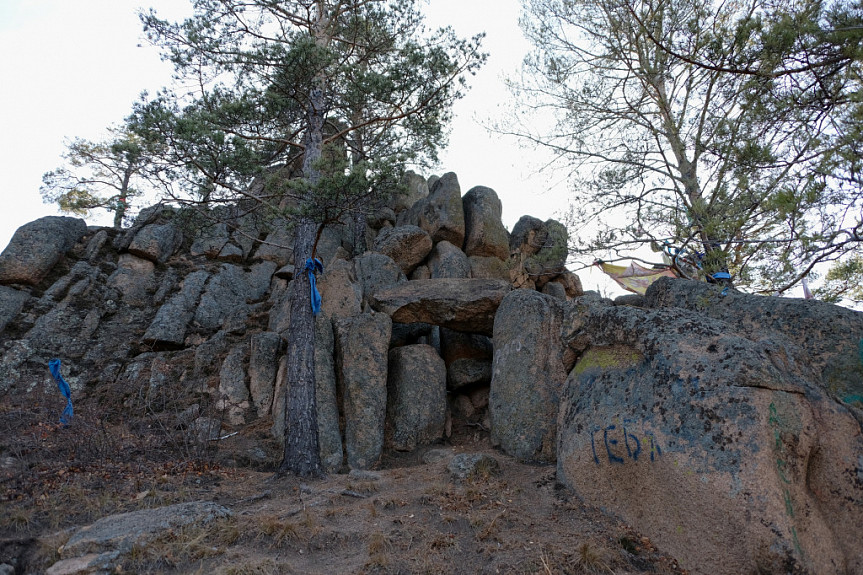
{"left": 280, "top": 218, "right": 323, "bottom": 476}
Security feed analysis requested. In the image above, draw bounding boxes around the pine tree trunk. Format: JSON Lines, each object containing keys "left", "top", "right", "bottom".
{"left": 279, "top": 218, "right": 323, "bottom": 476}
{"left": 279, "top": 80, "right": 326, "bottom": 476}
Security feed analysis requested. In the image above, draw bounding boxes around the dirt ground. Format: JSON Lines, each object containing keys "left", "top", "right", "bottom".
{"left": 1, "top": 389, "right": 689, "bottom": 575}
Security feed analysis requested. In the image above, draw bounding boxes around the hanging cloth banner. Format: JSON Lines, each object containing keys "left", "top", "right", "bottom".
{"left": 48, "top": 358, "right": 74, "bottom": 426}
{"left": 596, "top": 261, "right": 678, "bottom": 295}
{"left": 305, "top": 257, "right": 324, "bottom": 315}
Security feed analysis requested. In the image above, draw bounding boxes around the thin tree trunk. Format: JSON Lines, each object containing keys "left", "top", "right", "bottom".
{"left": 114, "top": 168, "right": 132, "bottom": 229}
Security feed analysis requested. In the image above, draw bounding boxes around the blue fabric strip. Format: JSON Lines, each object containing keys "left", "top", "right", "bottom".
{"left": 305, "top": 258, "right": 323, "bottom": 316}
{"left": 48, "top": 358, "right": 73, "bottom": 426}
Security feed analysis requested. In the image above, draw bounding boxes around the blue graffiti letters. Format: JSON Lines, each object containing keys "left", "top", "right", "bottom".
{"left": 590, "top": 421, "right": 661, "bottom": 465}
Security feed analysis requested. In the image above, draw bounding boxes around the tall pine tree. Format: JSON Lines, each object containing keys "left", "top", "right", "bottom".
{"left": 135, "top": 0, "right": 485, "bottom": 475}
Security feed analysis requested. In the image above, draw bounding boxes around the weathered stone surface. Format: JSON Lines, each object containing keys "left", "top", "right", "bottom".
{"left": 509, "top": 215, "right": 546, "bottom": 256}
{"left": 318, "top": 258, "right": 361, "bottom": 319}
{"left": 552, "top": 271, "right": 583, "bottom": 299}
{"left": 490, "top": 289, "right": 567, "bottom": 462}
{"left": 111, "top": 205, "right": 168, "bottom": 252}
{"left": 271, "top": 315, "right": 342, "bottom": 472}
{"left": 398, "top": 172, "right": 465, "bottom": 247}
{"left": 194, "top": 331, "right": 228, "bottom": 378}
{"left": 386, "top": 344, "right": 447, "bottom": 451}
{"left": 557, "top": 296, "right": 863, "bottom": 575}
{"left": 127, "top": 223, "right": 182, "bottom": 263}
{"left": 61, "top": 501, "right": 232, "bottom": 557}
{"left": 190, "top": 416, "right": 221, "bottom": 443}
{"left": 46, "top": 551, "right": 121, "bottom": 575}
{"left": 394, "top": 169, "right": 429, "bottom": 213}
{"left": 267, "top": 279, "right": 293, "bottom": 336}
{"left": 0, "top": 216, "right": 87, "bottom": 285}
{"left": 335, "top": 312, "right": 392, "bottom": 469}
{"left": 462, "top": 186, "right": 510, "bottom": 260}
{"left": 314, "top": 314, "right": 343, "bottom": 471}
{"left": 468, "top": 255, "right": 510, "bottom": 281}
{"left": 353, "top": 252, "right": 407, "bottom": 309}
{"left": 190, "top": 221, "right": 229, "bottom": 258}
{"left": 194, "top": 262, "right": 276, "bottom": 331}
{"left": 84, "top": 229, "right": 109, "bottom": 264}
{"left": 106, "top": 254, "right": 155, "bottom": 307}
{"left": 372, "top": 225, "right": 433, "bottom": 276}
{"left": 510, "top": 217, "right": 568, "bottom": 288}
{"left": 249, "top": 331, "right": 281, "bottom": 415}
{"left": 43, "top": 261, "right": 99, "bottom": 302}
{"left": 217, "top": 343, "right": 249, "bottom": 424}
{"left": 142, "top": 270, "right": 209, "bottom": 348}
{"left": 255, "top": 220, "right": 294, "bottom": 267}
{"left": 448, "top": 453, "right": 500, "bottom": 480}
{"left": 427, "top": 240, "right": 471, "bottom": 279}
{"left": 409, "top": 264, "right": 431, "bottom": 280}
{"left": 0, "top": 286, "right": 30, "bottom": 334}
{"left": 217, "top": 242, "right": 244, "bottom": 262}
{"left": 541, "top": 281, "right": 566, "bottom": 300}
{"left": 370, "top": 278, "right": 512, "bottom": 336}
{"left": 646, "top": 276, "right": 863, "bottom": 405}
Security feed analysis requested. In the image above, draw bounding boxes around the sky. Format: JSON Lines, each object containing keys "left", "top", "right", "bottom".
{"left": 0, "top": 0, "right": 619, "bottom": 295}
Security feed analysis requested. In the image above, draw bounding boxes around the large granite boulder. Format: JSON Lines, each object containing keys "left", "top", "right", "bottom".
{"left": 462, "top": 186, "right": 510, "bottom": 260}
{"left": 398, "top": 172, "right": 465, "bottom": 247}
{"left": 127, "top": 223, "right": 183, "bottom": 263}
{"left": 646, "top": 277, "right": 863, "bottom": 406}
{"left": 427, "top": 240, "right": 471, "bottom": 279}
{"left": 386, "top": 344, "right": 447, "bottom": 451}
{"left": 353, "top": 252, "right": 407, "bottom": 310}
{"left": 370, "top": 278, "right": 512, "bottom": 336}
{"left": 335, "top": 312, "right": 392, "bottom": 469}
{"left": 0, "top": 216, "right": 88, "bottom": 285}
{"left": 372, "top": 225, "right": 433, "bottom": 276}
{"left": 510, "top": 216, "right": 569, "bottom": 288}
{"left": 318, "top": 258, "right": 362, "bottom": 319}
{"left": 556, "top": 294, "right": 863, "bottom": 575}
{"left": 490, "top": 289, "right": 567, "bottom": 462}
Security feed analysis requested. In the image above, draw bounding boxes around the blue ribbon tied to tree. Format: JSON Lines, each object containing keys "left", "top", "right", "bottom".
{"left": 305, "top": 257, "right": 324, "bottom": 315}
{"left": 48, "top": 358, "right": 74, "bottom": 426}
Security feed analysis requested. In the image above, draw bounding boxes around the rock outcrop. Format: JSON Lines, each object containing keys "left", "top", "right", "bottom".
{"left": 554, "top": 281, "right": 863, "bottom": 575}
{"left": 2, "top": 171, "right": 861, "bottom": 575}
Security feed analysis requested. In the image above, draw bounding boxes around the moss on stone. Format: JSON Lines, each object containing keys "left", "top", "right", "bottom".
{"left": 573, "top": 345, "right": 643, "bottom": 376}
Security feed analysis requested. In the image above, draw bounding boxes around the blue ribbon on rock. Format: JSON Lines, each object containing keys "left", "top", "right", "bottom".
{"left": 305, "top": 257, "right": 323, "bottom": 315}
{"left": 48, "top": 358, "right": 74, "bottom": 426}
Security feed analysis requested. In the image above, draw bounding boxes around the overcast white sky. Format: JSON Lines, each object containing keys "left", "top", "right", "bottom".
{"left": 0, "top": 0, "right": 618, "bottom": 295}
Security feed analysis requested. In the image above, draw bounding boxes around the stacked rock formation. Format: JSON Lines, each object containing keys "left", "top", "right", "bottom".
{"left": 0, "top": 171, "right": 578, "bottom": 474}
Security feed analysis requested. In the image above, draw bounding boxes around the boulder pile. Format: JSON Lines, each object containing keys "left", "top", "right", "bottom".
{"left": 2, "top": 170, "right": 862, "bottom": 575}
